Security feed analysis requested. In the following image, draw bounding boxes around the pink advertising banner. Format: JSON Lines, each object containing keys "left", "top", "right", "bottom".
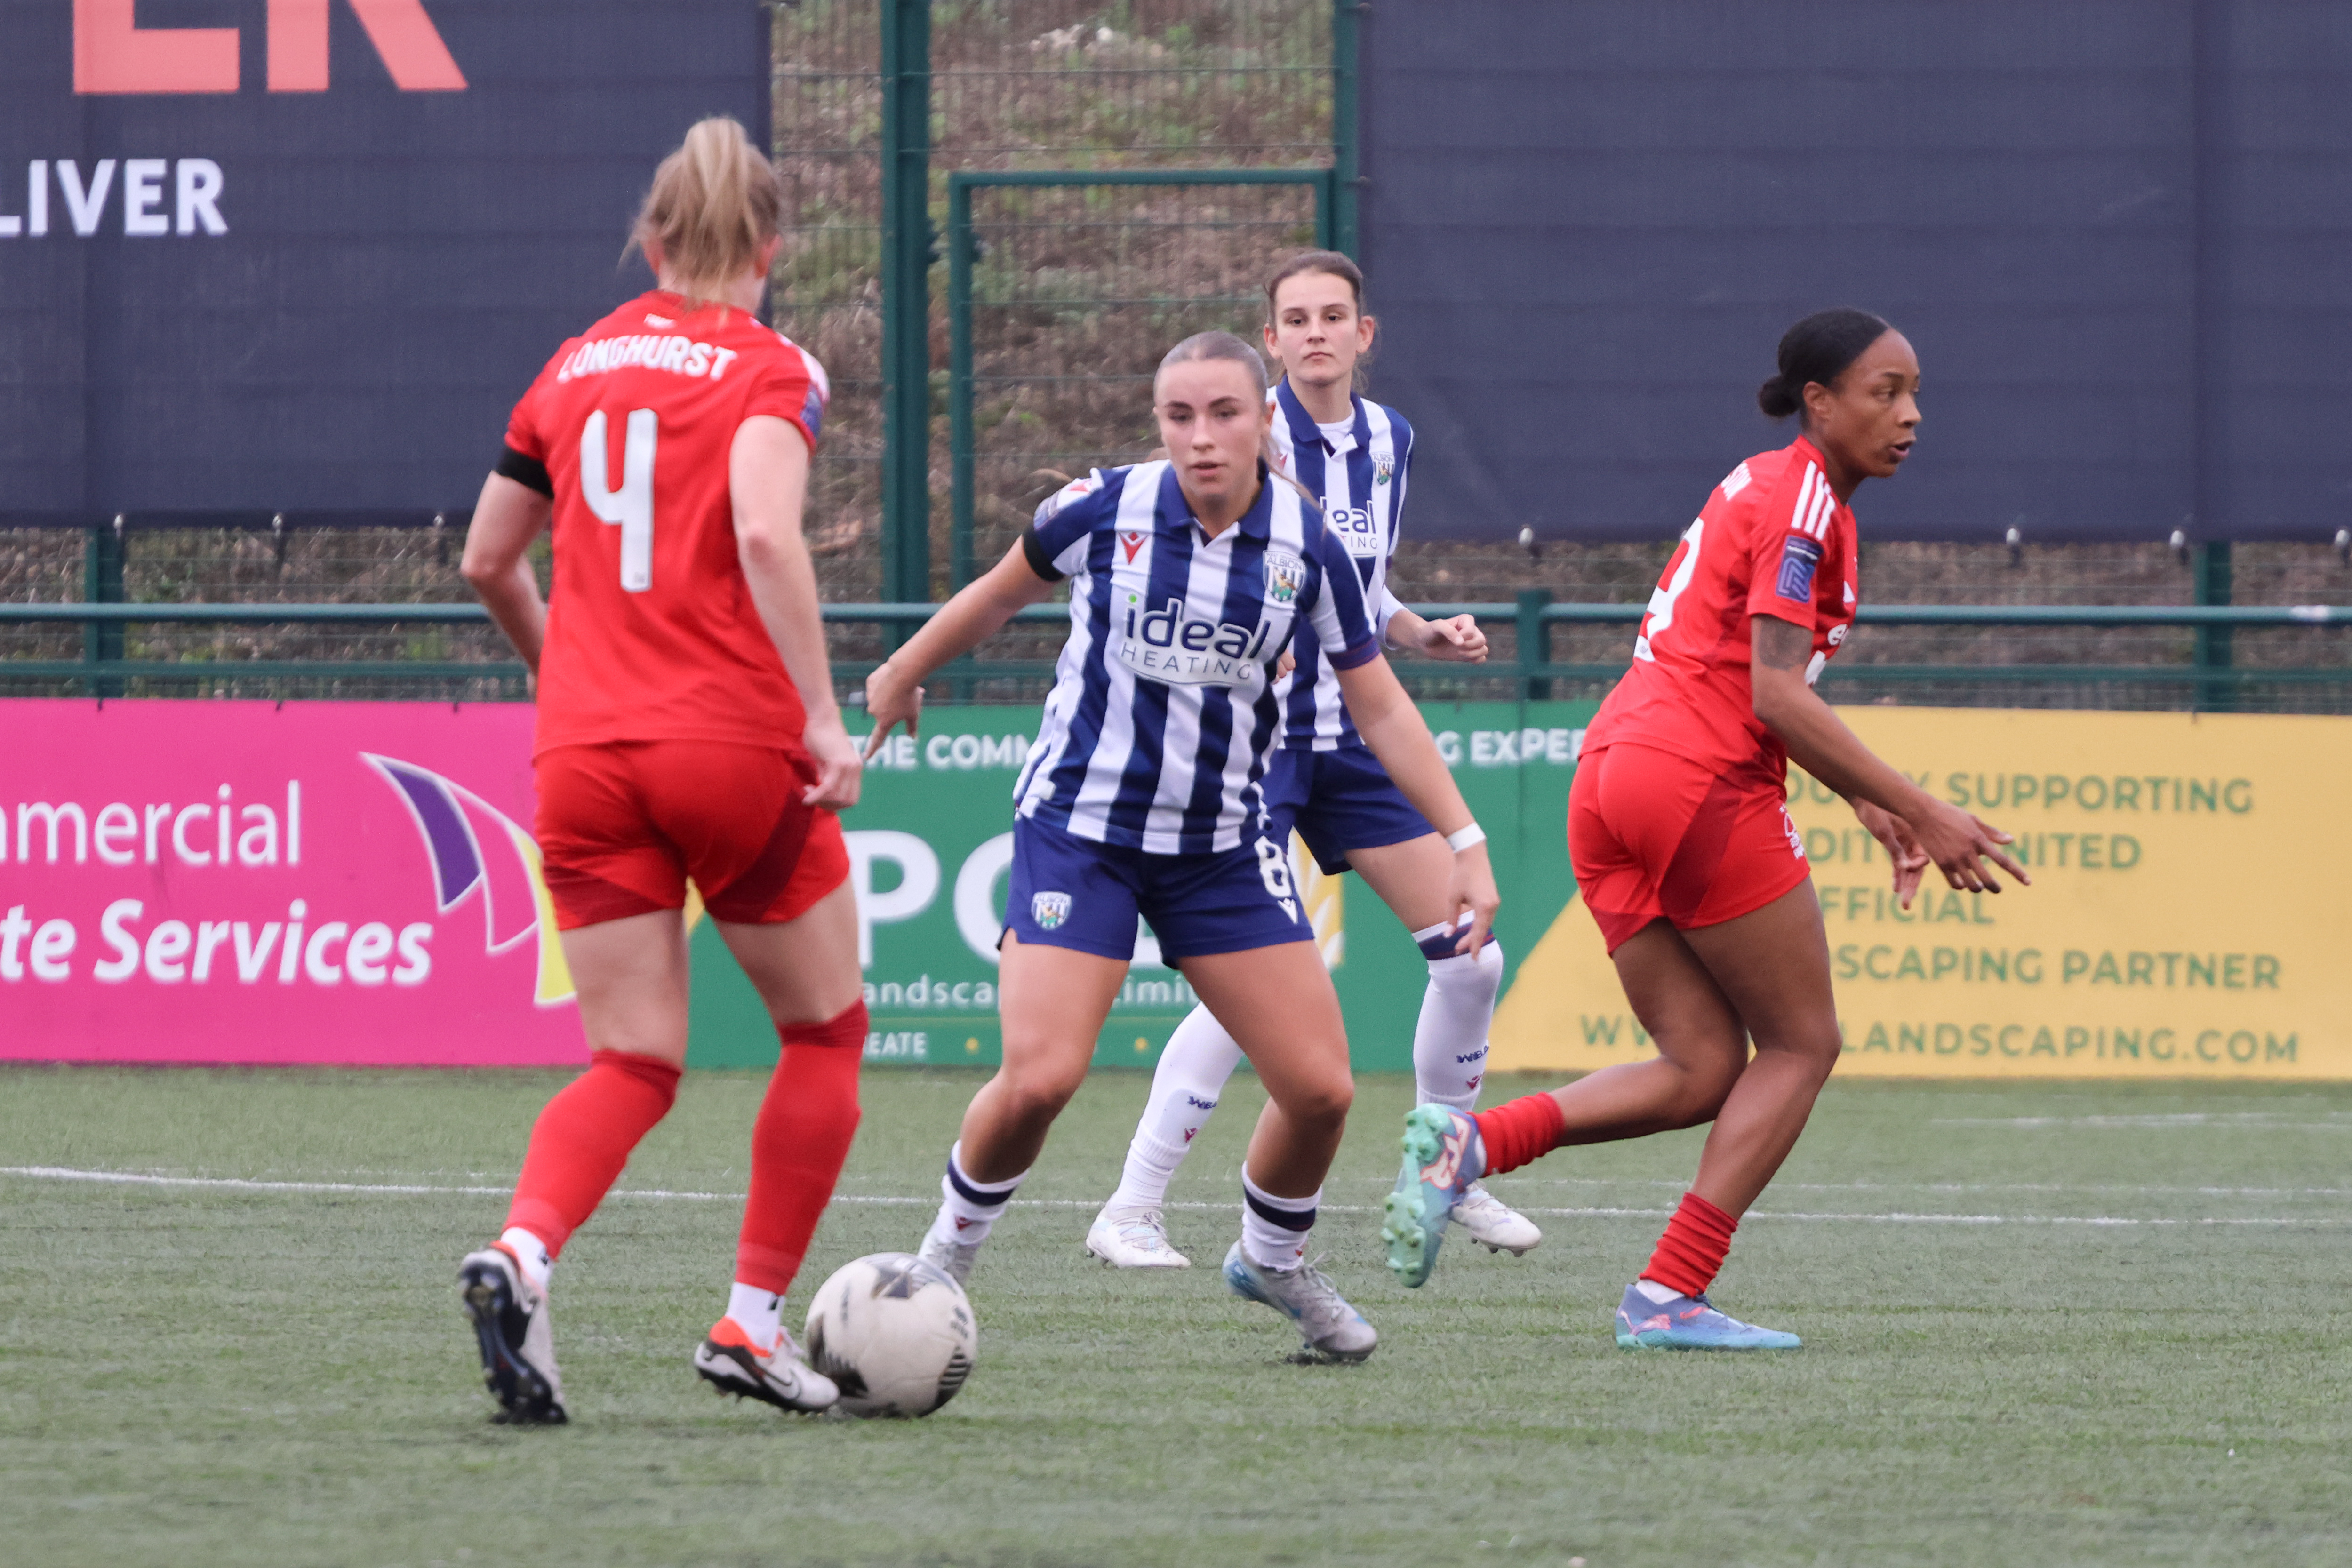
{"left": 0, "top": 700, "right": 585, "bottom": 1066}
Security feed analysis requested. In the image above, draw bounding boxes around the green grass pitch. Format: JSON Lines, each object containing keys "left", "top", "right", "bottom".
{"left": 3, "top": 1064, "right": 2349, "bottom": 1567}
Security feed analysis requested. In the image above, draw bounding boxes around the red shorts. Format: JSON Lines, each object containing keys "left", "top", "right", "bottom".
{"left": 534, "top": 741, "right": 849, "bottom": 932}
{"left": 1568, "top": 742, "right": 1810, "bottom": 953}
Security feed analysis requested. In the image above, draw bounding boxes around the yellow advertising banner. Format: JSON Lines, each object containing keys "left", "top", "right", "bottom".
{"left": 1488, "top": 708, "right": 2352, "bottom": 1079}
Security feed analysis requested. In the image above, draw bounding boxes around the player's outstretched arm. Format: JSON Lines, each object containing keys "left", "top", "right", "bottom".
{"left": 460, "top": 472, "right": 554, "bottom": 675}
{"left": 1750, "top": 613, "right": 2026, "bottom": 894}
{"left": 731, "top": 414, "right": 862, "bottom": 811}
{"left": 863, "top": 540, "right": 1061, "bottom": 760}
{"left": 1335, "top": 653, "right": 1499, "bottom": 953}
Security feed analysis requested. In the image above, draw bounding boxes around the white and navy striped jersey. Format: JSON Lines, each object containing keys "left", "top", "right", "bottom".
{"left": 1015, "top": 460, "right": 1380, "bottom": 854}
{"left": 1266, "top": 379, "right": 1415, "bottom": 750}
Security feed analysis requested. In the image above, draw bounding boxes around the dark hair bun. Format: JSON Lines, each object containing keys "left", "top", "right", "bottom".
{"left": 1756, "top": 375, "right": 1802, "bottom": 420}
{"left": 1760, "top": 307, "right": 1892, "bottom": 422}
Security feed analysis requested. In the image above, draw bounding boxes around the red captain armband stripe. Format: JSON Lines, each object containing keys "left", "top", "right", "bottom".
{"left": 1328, "top": 634, "right": 1382, "bottom": 671}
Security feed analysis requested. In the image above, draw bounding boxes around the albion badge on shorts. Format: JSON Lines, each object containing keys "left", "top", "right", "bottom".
{"left": 1032, "top": 891, "right": 1072, "bottom": 929}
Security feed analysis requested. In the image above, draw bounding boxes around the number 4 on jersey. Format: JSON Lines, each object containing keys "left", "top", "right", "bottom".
{"left": 582, "top": 408, "right": 658, "bottom": 592}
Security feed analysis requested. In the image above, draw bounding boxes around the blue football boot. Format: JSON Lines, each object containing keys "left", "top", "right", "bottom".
{"left": 1613, "top": 1281, "right": 1801, "bottom": 1350}
{"left": 1381, "top": 1104, "right": 1484, "bottom": 1288}
{"left": 1222, "top": 1244, "right": 1377, "bottom": 1361}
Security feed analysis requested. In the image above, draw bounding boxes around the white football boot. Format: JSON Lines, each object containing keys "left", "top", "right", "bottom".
{"left": 918, "top": 1214, "right": 986, "bottom": 1286}
{"left": 457, "top": 1243, "right": 566, "bottom": 1424}
{"left": 693, "top": 1317, "right": 840, "bottom": 1413}
{"left": 1222, "top": 1243, "right": 1377, "bottom": 1362}
{"left": 1085, "top": 1205, "right": 1192, "bottom": 1269}
{"left": 1451, "top": 1181, "right": 1543, "bottom": 1255}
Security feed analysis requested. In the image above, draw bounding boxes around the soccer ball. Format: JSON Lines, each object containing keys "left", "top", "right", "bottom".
{"left": 803, "top": 1252, "right": 978, "bottom": 1418}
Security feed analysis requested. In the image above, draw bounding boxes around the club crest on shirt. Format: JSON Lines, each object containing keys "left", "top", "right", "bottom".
{"left": 1374, "top": 456, "right": 1393, "bottom": 486}
{"left": 1263, "top": 547, "right": 1307, "bottom": 605}
{"left": 1031, "top": 891, "right": 1072, "bottom": 929}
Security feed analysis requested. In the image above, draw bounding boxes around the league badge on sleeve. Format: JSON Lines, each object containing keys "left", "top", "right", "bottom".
{"left": 1776, "top": 535, "right": 1823, "bottom": 602}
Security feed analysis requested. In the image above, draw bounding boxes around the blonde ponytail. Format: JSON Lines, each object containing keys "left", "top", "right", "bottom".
{"left": 627, "top": 117, "right": 783, "bottom": 308}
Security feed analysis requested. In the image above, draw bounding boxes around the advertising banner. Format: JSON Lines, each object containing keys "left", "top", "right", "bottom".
{"left": 1490, "top": 708, "right": 2352, "bottom": 1080}
{"left": 10, "top": 699, "right": 2346, "bottom": 1079}
{"left": 1361, "top": 1, "right": 2352, "bottom": 542}
{"left": 0, "top": 0, "right": 764, "bottom": 521}
{"left": 0, "top": 699, "right": 580, "bottom": 1064}
{"left": 685, "top": 701, "right": 1599, "bottom": 1072}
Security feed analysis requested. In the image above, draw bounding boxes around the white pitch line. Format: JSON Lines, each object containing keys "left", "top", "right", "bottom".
{"left": 2, "top": 1165, "right": 2344, "bottom": 1228}
{"left": 1933, "top": 1115, "right": 2352, "bottom": 1130}
{"left": 1490, "top": 1176, "right": 2352, "bottom": 1200}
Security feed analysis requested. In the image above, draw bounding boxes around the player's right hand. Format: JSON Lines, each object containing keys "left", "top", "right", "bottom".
{"left": 1852, "top": 798, "right": 1928, "bottom": 910}
{"left": 802, "top": 711, "right": 864, "bottom": 811}
{"left": 1448, "top": 841, "right": 1501, "bottom": 955}
{"left": 862, "top": 661, "right": 924, "bottom": 761}
{"left": 1908, "top": 795, "right": 2030, "bottom": 894}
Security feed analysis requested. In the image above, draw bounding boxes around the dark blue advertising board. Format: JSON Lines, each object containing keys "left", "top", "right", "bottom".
{"left": 1360, "top": 2, "right": 2352, "bottom": 542}
{"left": 0, "top": 0, "right": 764, "bottom": 523}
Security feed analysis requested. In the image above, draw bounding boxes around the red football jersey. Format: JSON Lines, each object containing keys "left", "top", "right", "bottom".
{"left": 1582, "top": 435, "right": 1859, "bottom": 785}
{"left": 504, "top": 289, "right": 829, "bottom": 756}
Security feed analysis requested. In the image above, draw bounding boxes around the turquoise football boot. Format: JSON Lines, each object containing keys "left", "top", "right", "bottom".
{"left": 1613, "top": 1282, "right": 1801, "bottom": 1350}
{"left": 1381, "top": 1104, "right": 1483, "bottom": 1288}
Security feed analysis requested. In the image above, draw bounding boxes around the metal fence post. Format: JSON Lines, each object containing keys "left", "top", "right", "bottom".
{"left": 947, "top": 174, "right": 976, "bottom": 592}
{"left": 1515, "top": 588, "right": 1552, "bottom": 702}
{"left": 1330, "top": 0, "right": 1361, "bottom": 256}
{"left": 2195, "top": 539, "right": 2234, "bottom": 712}
{"left": 880, "top": 0, "right": 934, "bottom": 616}
{"left": 84, "top": 518, "right": 124, "bottom": 697}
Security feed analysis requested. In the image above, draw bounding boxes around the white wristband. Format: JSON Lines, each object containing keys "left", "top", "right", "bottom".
{"left": 1446, "top": 824, "right": 1487, "bottom": 853}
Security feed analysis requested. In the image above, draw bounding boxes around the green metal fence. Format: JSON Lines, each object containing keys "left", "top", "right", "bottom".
{"left": 945, "top": 167, "right": 1335, "bottom": 590}
{"left": 775, "top": 0, "right": 1351, "bottom": 622}
{"left": 7, "top": 600, "right": 2343, "bottom": 716}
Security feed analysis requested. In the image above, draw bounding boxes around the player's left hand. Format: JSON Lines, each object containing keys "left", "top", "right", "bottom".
{"left": 1448, "top": 840, "right": 1501, "bottom": 954}
{"left": 1420, "top": 614, "right": 1488, "bottom": 664}
{"left": 802, "top": 710, "right": 864, "bottom": 811}
{"left": 863, "top": 660, "right": 924, "bottom": 761}
{"left": 1852, "top": 798, "right": 1928, "bottom": 910}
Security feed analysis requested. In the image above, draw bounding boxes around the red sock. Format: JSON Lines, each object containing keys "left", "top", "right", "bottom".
{"left": 506, "top": 1048, "right": 681, "bottom": 1256}
{"left": 1642, "top": 1192, "right": 1739, "bottom": 1298}
{"left": 1472, "top": 1092, "right": 1566, "bottom": 1176}
{"left": 734, "top": 1001, "right": 867, "bottom": 1295}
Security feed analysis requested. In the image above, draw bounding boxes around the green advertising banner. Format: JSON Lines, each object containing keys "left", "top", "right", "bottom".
{"left": 684, "top": 700, "right": 1599, "bottom": 1071}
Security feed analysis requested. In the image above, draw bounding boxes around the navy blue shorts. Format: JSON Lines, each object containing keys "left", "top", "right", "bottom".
{"left": 1003, "top": 815, "right": 1311, "bottom": 962}
{"left": 1264, "top": 744, "right": 1436, "bottom": 876}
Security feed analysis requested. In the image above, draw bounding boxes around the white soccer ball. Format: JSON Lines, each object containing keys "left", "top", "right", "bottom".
{"left": 802, "top": 1252, "right": 978, "bottom": 1418}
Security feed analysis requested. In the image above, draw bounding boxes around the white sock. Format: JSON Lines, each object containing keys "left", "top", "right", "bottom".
{"left": 498, "top": 1226, "right": 552, "bottom": 1296}
{"left": 1635, "top": 1278, "right": 1680, "bottom": 1304}
{"left": 1409, "top": 925, "right": 1505, "bottom": 1112}
{"left": 1107, "top": 1003, "right": 1246, "bottom": 1212}
{"left": 1239, "top": 1167, "right": 1318, "bottom": 1272}
{"left": 726, "top": 1282, "right": 783, "bottom": 1348}
{"left": 923, "top": 1140, "right": 1026, "bottom": 1251}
